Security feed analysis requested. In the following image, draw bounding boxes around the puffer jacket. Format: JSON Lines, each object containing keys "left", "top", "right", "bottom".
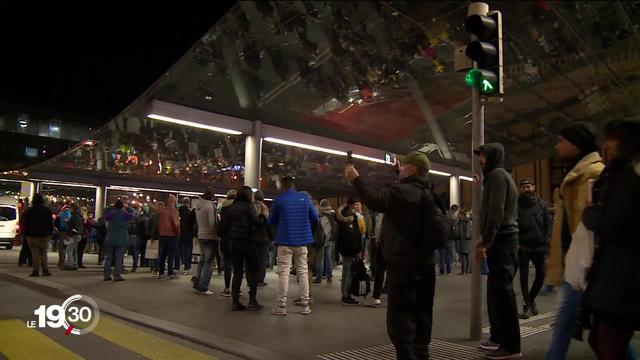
{"left": 268, "top": 189, "right": 318, "bottom": 246}
{"left": 545, "top": 152, "right": 604, "bottom": 286}
{"left": 518, "top": 193, "right": 552, "bottom": 252}
{"left": 219, "top": 199, "right": 258, "bottom": 248}
{"left": 353, "top": 175, "right": 436, "bottom": 265}
{"left": 335, "top": 205, "right": 362, "bottom": 257}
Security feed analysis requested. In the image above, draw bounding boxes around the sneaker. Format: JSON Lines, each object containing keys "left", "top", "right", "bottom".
{"left": 447, "top": 273, "right": 453, "bottom": 277}
{"left": 183, "top": 270, "right": 191, "bottom": 275}
{"left": 196, "top": 289, "right": 214, "bottom": 295}
{"left": 257, "top": 282, "right": 268, "bottom": 287}
{"left": 151, "top": 271, "right": 159, "bottom": 276}
{"left": 220, "top": 289, "right": 231, "bottom": 297}
{"left": 42, "top": 271, "right": 52, "bottom": 277}
{"left": 272, "top": 306, "right": 287, "bottom": 316}
{"left": 104, "top": 276, "right": 112, "bottom": 281}
{"left": 294, "top": 297, "right": 313, "bottom": 307}
{"left": 341, "top": 297, "right": 359, "bottom": 306}
{"left": 131, "top": 268, "right": 137, "bottom": 273}
{"left": 367, "top": 298, "right": 382, "bottom": 307}
{"left": 113, "top": 277, "right": 125, "bottom": 282}
{"left": 29, "top": 272, "right": 40, "bottom": 277}
{"left": 248, "top": 302, "right": 264, "bottom": 311}
{"left": 530, "top": 302, "right": 539, "bottom": 316}
{"left": 231, "top": 303, "right": 246, "bottom": 311}
{"left": 480, "top": 340, "right": 501, "bottom": 351}
{"left": 158, "top": 274, "right": 167, "bottom": 280}
{"left": 168, "top": 274, "right": 179, "bottom": 280}
{"left": 519, "top": 305, "right": 531, "bottom": 320}
{"left": 486, "top": 349, "right": 522, "bottom": 359}
{"left": 312, "top": 278, "right": 322, "bottom": 284}
{"left": 300, "top": 306, "right": 312, "bottom": 315}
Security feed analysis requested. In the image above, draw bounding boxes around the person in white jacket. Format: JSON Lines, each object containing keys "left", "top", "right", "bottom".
{"left": 192, "top": 188, "right": 218, "bottom": 295}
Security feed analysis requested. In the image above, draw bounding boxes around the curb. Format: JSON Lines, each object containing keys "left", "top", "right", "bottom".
{"left": 0, "top": 271, "right": 290, "bottom": 360}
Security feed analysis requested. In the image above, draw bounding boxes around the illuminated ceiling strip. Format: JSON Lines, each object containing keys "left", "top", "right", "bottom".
{"left": 264, "top": 137, "right": 348, "bottom": 156}
{"left": 351, "top": 154, "right": 386, "bottom": 164}
{"left": 37, "top": 180, "right": 97, "bottom": 189}
{"left": 460, "top": 176, "right": 474, "bottom": 182}
{"left": 428, "top": 170, "right": 452, "bottom": 177}
{"left": 108, "top": 185, "right": 201, "bottom": 196}
{"left": 0, "top": 178, "right": 24, "bottom": 183}
{"left": 147, "top": 114, "right": 242, "bottom": 135}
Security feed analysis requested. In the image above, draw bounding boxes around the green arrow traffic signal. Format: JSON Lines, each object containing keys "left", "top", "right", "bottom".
{"left": 464, "top": 68, "right": 497, "bottom": 94}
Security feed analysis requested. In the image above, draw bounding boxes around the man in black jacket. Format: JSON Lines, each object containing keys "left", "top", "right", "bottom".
{"left": 516, "top": 178, "right": 551, "bottom": 319}
{"left": 335, "top": 197, "right": 363, "bottom": 306}
{"left": 474, "top": 143, "right": 521, "bottom": 360}
{"left": 21, "top": 193, "right": 54, "bottom": 277}
{"left": 345, "top": 150, "right": 437, "bottom": 360}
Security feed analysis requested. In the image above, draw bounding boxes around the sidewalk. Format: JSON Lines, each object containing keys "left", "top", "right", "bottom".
{"left": 1, "top": 248, "right": 629, "bottom": 359}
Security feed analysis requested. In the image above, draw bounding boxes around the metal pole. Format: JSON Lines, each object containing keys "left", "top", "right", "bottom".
{"left": 470, "top": 81, "right": 485, "bottom": 341}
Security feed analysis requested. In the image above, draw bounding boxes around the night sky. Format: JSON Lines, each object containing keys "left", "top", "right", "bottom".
{"left": 0, "top": 2, "right": 235, "bottom": 119}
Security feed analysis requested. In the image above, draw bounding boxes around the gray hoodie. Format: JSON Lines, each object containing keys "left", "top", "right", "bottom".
{"left": 195, "top": 197, "right": 217, "bottom": 240}
{"left": 479, "top": 143, "right": 518, "bottom": 248}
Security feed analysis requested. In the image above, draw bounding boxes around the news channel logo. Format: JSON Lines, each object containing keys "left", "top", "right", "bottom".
{"left": 26, "top": 294, "right": 101, "bottom": 335}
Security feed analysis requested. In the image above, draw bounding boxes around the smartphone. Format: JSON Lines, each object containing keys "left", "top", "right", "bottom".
{"left": 346, "top": 150, "right": 353, "bottom": 165}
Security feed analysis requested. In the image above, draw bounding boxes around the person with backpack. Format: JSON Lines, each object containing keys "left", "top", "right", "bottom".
{"left": 474, "top": 143, "right": 522, "bottom": 360}
{"left": 316, "top": 199, "right": 337, "bottom": 283}
{"left": 63, "top": 204, "right": 84, "bottom": 270}
{"left": 345, "top": 150, "right": 442, "bottom": 359}
{"left": 335, "top": 197, "right": 363, "bottom": 306}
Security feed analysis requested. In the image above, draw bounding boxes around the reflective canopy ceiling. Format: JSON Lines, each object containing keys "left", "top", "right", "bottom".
{"left": 121, "top": 1, "right": 640, "bottom": 167}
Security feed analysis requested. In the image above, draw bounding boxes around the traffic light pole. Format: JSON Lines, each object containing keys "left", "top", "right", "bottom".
{"left": 470, "top": 72, "right": 485, "bottom": 341}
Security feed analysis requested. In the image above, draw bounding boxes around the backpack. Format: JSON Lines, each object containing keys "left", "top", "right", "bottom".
{"left": 312, "top": 217, "right": 327, "bottom": 249}
{"left": 350, "top": 259, "right": 371, "bottom": 297}
{"left": 420, "top": 188, "right": 451, "bottom": 252}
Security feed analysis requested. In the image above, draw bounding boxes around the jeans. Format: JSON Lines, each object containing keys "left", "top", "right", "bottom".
{"left": 518, "top": 249, "right": 546, "bottom": 306}
{"left": 438, "top": 242, "right": 455, "bottom": 275}
{"left": 341, "top": 256, "right": 355, "bottom": 298}
{"left": 194, "top": 239, "right": 217, "bottom": 292}
{"left": 232, "top": 245, "right": 259, "bottom": 304}
{"left": 57, "top": 232, "right": 67, "bottom": 267}
{"left": 175, "top": 232, "right": 193, "bottom": 271}
{"left": 97, "top": 236, "right": 105, "bottom": 265}
{"left": 459, "top": 253, "right": 471, "bottom": 274}
{"left": 27, "top": 237, "right": 49, "bottom": 274}
{"left": 373, "top": 244, "right": 387, "bottom": 299}
{"left": 544, "top": 282, "right": 582, "bottom": 360}
{"left": 77, "top": 237, "right": 87, "bottom": 267}
{"left": 276, "top": 246, "right": 309, "bottom": 307}
{"left": 128, "top": 235, "right": 139, "bottom": 270}
{"left": 64, "top": 235, "right": 81, "bottom": 268}
{"left": 486, "top": 236, "right": 521, "bottom": 354}
{"left": 257, "top": 243, "right": 269, "bottom": 283}
{"left": 158, "top": 236, "right": 178, "bottom": 276}
{"left": 311, "top": 246, "right": 324, "bottom": 280}
{"left": 387, "top": 263, "right": 436, "bottom": 360}
{"left": 104, "top": 245, "right": 125, "bottom": 279}
{"left": 322, "top": 242, "right": 334, "bottom": 279}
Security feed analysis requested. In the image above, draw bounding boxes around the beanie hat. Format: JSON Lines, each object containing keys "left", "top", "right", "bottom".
{"left": 520, "top": 178, "right": 534, "bottom": 186}
{"left": 559, "top": 122, "right": 598, "bottom": 154}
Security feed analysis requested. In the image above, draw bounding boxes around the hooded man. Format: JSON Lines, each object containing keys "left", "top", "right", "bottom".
{"left": 516, "top": 178, "right": 552, "bottom": 319}
{"left": 544, "top": 122, "right": 604, "bottom": 360}
{"left": 474, "top": 143, "right": 521, "bottom": 360}
{"left": 193, "top": 188, "right": 218, "bottom": 295}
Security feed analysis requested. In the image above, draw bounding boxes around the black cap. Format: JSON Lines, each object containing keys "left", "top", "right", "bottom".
{"left": 559, "top": 122, "right": 598, "bottom": 154}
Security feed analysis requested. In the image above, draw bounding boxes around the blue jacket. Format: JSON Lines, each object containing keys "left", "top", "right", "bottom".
{"left": 105, "top": 208, "right": 134, "bottom": 247}
{"left": 268, "top": 189, "right": 318, "bottom": 246}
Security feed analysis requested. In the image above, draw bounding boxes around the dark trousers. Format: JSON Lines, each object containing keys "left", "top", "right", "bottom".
{"left": 77, "top": 237, "right": 87, "bottom": 267}
{"left": 19, "top": 238, "right": 32, "bottom": 266}
{"left": 138, "top": 235, "right": 149, "bottom": 267}
{"left": 386, "top": 263, "right": 436, "bottom": 360}
{"left": 256, "top": 243, "right": 269, "bottom": 283}
{"left": 222, "top": 250, "right": 233, "bottom": 288}
{"left": 97, "top": 236, "right": 105, "bottom": 265}
{"left": 175, "top": 233, "right": 193, "bottom": 270}
{"left": 486, "top": 236, "right": 521, "bottom": 354}
{"left": 373, "top": 243, "right": 387, "bottom": 299}
{"left": 158, "top": 236, "right": 178, "bottom": 276}
{"left": 459, "top": 253, "right": 471, "bottom": 274}
{"left": 588, "top": 317, "right": 636, "bottom": 360}
{"left": 518, "top": 248, "right": 546, "bottom": 306}
{"left": 231, "top": 245, "right": 258, "bottom": 304}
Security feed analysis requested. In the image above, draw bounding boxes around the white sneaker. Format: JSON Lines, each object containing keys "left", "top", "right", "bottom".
{"left": 368, "top": 298, "right": 382, "bottom": 307}
{"left": 300, "top": 306, "right": 312, "bottom": 315}
{"left": 272, "top": 306, "right": 287, "bottom": 316}
{"left": 200, "top": 290, "right": 214, "bottom": 295}
{"left": 183, "top": 270, "right": 191, "bottom": 275}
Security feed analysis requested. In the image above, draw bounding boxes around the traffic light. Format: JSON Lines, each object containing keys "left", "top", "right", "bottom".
{"left": 464, "top": 9, "right": 503, "bottom": 97}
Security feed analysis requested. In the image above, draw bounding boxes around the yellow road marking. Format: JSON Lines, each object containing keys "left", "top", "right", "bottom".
{"left": 0, "top": 319, "right": 83, "bottom": 360}
{"left": 92, "top": 317, "right": 216, "bottom": 360}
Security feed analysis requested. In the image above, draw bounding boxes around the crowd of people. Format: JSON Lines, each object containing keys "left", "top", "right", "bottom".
{"left": 15, "top": 117, "right": 640, "bottom": 359}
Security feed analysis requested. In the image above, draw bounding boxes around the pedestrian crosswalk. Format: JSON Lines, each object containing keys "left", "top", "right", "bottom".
{"left": 318, "top": 339, "right": 487, "bottom": 360}
{"left": 0, "top": 317, "right": 218, "bottom": 360}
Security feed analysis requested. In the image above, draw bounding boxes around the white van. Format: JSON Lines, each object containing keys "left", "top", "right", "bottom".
{"left": 0, "top": 197, "right": 19, "bottom": 250}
